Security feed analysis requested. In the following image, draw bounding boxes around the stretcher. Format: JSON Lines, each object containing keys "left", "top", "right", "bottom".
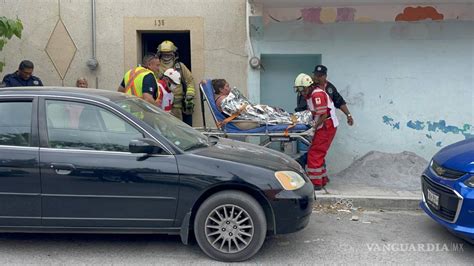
{"left": 197, "top": 79, "right": 312, "bottom": 147}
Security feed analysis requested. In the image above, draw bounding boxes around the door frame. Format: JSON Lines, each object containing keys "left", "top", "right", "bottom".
{"left": 123, "top": 17, "right": 205, "bottom": 127}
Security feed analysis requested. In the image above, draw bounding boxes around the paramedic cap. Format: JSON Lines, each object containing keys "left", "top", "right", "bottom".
{"left": 313, "top": 65, "right": 328, "bottom": 75}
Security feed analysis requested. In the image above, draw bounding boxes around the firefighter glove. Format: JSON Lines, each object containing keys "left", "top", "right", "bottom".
{"left": 183, "top": 95, "right": 195, "bottom": 115}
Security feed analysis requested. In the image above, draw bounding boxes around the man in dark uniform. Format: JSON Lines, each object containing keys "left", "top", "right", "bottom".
{"left": 295, "top": 64, "right": 354, "bottom": 168}
{"left": 2, "top": 60, "right": 43, "bottom": 87}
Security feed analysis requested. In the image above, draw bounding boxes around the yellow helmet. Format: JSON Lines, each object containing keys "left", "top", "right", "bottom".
{"left": 157, "top": 40, "right": 178, "bottom": 53}
{"left": 294, "top": 73, "right": 313, "bottom": 89}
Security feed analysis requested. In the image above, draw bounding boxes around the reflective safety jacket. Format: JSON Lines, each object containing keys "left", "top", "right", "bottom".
{"left": 123, "top": 66, "right": 155, "bottom": 98}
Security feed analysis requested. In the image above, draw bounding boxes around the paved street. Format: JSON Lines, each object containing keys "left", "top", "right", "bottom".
{"left": 0, "top": 210, "right": 472, "bottom": 264}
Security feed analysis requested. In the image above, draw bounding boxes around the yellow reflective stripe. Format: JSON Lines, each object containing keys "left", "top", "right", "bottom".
{"left": 130, "top": 70, "right": 147, "bottom": 96}
{"left": 185, "top": 86, "right": 196, "bottom": 96}
{"left": 124, "top": 68, "right": 140, "bottom": 95}
{"left": 123, "top": 67, "right": 154, "bottom": 98}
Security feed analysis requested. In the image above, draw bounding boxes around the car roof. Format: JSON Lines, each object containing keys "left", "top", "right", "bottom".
{"left": 0, "top": 86, "right": 129, "bottom": 102}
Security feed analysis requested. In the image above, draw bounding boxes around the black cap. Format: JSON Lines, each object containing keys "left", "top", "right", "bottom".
{"left": 313, "top": 64, "right": 327, "bottom": 75}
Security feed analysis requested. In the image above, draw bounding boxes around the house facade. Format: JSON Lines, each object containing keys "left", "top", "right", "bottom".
{"left": 1, "top": 0, "right": 472, "bottom": 173}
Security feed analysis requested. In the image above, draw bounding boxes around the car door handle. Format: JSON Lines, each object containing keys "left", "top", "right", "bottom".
{"left": 50, "top": 163, "right": 76, "bottom": 175}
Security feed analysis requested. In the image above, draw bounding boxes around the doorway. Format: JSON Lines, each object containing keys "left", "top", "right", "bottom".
{"left": 123, "top": 17, "right": 205, "bottom": 127}
{"left": 141, "top": 31, "right": 191, "bottom": 70}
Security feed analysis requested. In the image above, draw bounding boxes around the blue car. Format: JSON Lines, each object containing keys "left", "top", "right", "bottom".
{"left": 421, "top": 138, "right": 474, "bottom": 242}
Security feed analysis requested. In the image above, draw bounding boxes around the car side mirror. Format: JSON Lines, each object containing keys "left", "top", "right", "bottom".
{"left": 129, "top": 138, "right": 163, "bottom": 154}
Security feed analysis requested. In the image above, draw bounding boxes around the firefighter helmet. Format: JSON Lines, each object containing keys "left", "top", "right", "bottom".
{"left": 163, "top": 68, "right": 181, "bottom": 85}
{"left": 294, "top": 73, "right": 313, "bottom": 88}
{"left": 157, "top": 40, "right": 178, "bottom": 53}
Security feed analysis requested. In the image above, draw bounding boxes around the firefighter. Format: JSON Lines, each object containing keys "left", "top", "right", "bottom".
{"left": 156, "top": 40, "right": 196, "bottom": 125}
{"left": 156, "top": 68, "right": 181, "bottom": 113}
{"left": 294, "top": 73, "right": 338, "bottom": 190}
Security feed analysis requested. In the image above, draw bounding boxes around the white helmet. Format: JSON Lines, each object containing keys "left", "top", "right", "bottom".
{"left": 294, "top": 73, "right": 313, "bottom": 88}
{"left": 163, "top": 68, "right": 181, "bottom": 85}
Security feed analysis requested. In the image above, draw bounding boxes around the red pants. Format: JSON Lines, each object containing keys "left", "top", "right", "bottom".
{"left": 307, "top": 119, "right": 337, "bottom": 187}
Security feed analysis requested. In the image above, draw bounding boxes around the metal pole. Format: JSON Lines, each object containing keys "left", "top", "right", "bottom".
{"left": 92, "top": 0, "right": 96, "bottom": 59}
{"left": 87, "top": 0, "right": 99, "bottom": 72}
{"left": 200, "top": 84, "right": 207, "bottom": 130}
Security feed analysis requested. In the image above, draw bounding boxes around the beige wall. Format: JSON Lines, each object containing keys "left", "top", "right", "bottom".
{"left": 0, "top": 0, "right": 248, "bottom": 126}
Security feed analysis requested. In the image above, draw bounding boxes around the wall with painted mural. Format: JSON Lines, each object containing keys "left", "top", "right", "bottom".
{"left": 262, "top": 4, "right": 473, "bottom": 24}
{"left": 249, "top": 3, "right": 473, "bottom": 173}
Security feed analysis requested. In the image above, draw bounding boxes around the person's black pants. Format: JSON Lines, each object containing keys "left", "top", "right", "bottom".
{"left": 295, "top": 152, "right": 308, "bottom": 168}
{"left": 183, "top": 113, "right": 193, "bottom": 126}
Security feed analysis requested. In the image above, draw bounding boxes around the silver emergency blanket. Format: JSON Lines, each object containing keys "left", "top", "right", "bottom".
{"left": 293, "top": 110, "right": 313, "bottom": 125}
{"left": 220, "top": 88, "right": 312, "bottom": 125}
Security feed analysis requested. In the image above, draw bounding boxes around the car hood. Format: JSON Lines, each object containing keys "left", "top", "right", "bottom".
{"left": 192, "top": 137, "right": 304, "bottom": 172}
{"left": 433, "top": 138, "right": 474, "bottom": 173}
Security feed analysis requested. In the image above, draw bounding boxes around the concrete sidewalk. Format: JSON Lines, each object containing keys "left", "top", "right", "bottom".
{"left": 315, "top": 186, "right": 422, "bottom": 210}
{"left": 311, "top": 151, "right": 427, "bottom": 210}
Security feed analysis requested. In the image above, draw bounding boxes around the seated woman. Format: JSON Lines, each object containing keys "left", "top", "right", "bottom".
{"left": 212, "top": 79, "right": 230, "bottom": 113}
{"left": 211, "top": 78, "right": 311, "bottom": 125}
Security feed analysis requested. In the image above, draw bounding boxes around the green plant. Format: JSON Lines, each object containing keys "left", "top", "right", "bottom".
{"left": 0, "top": 17, "right": 23, "bottom": 72}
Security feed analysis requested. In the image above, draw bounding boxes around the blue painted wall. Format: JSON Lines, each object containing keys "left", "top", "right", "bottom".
{"left": 249, "top": 20, "right": 474, "bottom": 173}
{"left": 260, "top": 54, "right": 321, "bottom": 112}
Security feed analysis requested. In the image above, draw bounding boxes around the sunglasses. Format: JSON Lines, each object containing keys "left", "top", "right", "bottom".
{"left": 294, "top": 86, "right": 305, "bottom": 93}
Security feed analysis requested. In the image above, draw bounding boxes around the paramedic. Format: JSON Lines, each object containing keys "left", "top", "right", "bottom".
{"left": 294, "top": 73, "right": 338, "bottom": 190}
{"left": 156, "top": 68, "right": 181, "bottom": 113}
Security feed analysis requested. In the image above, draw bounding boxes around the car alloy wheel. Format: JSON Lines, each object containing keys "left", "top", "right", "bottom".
{"left": 205, "top": 204, "right": 254, "bottom": 253}
{"left": 194, "top": 190, "right": 267, "bottom": 262}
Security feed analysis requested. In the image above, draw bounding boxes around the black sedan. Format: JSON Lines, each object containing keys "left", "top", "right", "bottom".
{"left": 0, "top": 87, "right": 314, "bottom": 261}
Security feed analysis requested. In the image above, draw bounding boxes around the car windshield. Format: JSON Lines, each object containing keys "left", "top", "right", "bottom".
{"left": 114, "top": 98, "right": 209, "bottom": 151}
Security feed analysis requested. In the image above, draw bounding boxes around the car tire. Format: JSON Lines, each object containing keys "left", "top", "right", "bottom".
{"left": 194, "top": 190, "right": 267, "bottom": 262}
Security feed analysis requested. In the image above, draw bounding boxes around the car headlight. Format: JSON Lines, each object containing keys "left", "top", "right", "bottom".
{"left": 430, "top": 159, "right": 466, "bottom": 179}
{"left": 464, "top": 176, "right": 474, "bottom": 188}
{"left": 274, "top": 171, "right": 306, "bottom": 190}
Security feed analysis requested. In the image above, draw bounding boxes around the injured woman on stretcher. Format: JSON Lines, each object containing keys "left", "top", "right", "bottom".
{"left": 211, "top": 79, "right": 312, "bottom": 128}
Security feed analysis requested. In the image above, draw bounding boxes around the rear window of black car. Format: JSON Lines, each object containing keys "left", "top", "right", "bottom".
{"left": 0, "top": 101, "right": 32, "bottom": 147}
{"left": 45, "top": 100, "right": 143, "bottom": 152}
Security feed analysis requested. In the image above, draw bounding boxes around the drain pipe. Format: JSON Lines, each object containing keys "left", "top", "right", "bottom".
{"left": 246, "top": 0, "right": 256, "bottom": 59}
{"left": 86, "top": 0, "right": 99, "bottom": 72}
{"left": 246, "top": 0, "right": 260, "bottom": 69}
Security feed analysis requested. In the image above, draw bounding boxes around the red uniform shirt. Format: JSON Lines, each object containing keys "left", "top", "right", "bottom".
{"left": 305, "top": 86, "right": 330, "bottom": 117}
{"left": 156, "top": 79, "right": 173, "bottom": 112}
{"left": 305, "top": 85, "right": 339, "bottom": 129}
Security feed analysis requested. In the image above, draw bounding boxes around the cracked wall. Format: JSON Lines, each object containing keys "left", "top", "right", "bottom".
{"left": 250, "top": 4, "right": 473, "bottom": 173}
